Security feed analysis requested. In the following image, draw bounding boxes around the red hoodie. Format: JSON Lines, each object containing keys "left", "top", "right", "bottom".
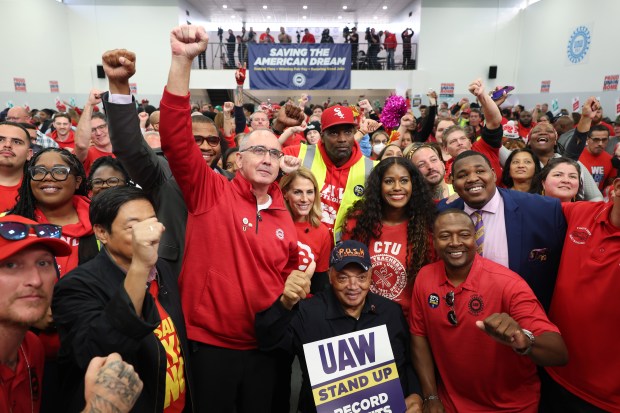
{"left": 48, "top": 130, "right": 76, "bottom": 152}
{"left": 160, "top": 88, "right": 298, "bottom": 350}
{"left": 284, "top": 140, "right": 365, "bottom": 234}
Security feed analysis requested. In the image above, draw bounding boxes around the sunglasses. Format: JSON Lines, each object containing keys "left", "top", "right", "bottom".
{"left": 0, "top": 222, "right": 62, "bottom": 241}
{"left": 194, "top": 135, "right": 221, "bottom": 147}
{"left": 446, "top": 291, "right": 457, "bottom": 326}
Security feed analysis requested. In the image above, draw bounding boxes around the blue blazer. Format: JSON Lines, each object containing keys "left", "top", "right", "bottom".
{"left": 438, "top": 188, "right": 566, "bottom": 310}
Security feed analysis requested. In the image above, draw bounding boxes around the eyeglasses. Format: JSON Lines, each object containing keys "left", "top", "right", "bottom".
{"left": 239, "top": 145, "right": 284, "bottom": 160}
{"left": 91, "top": 124, "right": 108, "bottom": 134}
{"left": 0, "top": 222, "right": 62, "bottom": 241}
{"left": 335, "top": 273, "right": 369, "bottom": 284}
{"left": 446, "top": 291, "right": 457, "bottom": 326}
{"left": 89, "top": 177, "right": 126, "bottom": 188}
{"left": 325, "top": 128, "right": 355, "bottom": 139}
{"left": 194, "top": 135, "right": 221, "bottom": 147}
{"left": 29, "top": 166, "right": 72, "bottom": 181}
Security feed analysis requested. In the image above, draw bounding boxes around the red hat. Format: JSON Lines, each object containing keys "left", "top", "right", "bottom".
{"left": 321, "top": 105, "right": 356, "bottom": 130}
{"left": 0, "top": 215, "right": 72, "bottom": 261}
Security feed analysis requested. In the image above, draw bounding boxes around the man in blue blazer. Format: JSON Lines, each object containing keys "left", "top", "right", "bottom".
{"left": 438, "top": 150, "right": 566, "bottom": 311}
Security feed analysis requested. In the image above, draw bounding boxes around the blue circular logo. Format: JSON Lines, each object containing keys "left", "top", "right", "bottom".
{"left": 567, "top": 26, "right": 591, "bottom": 64}
{"left": 292, "top": 73, "right": 306, "bottom": 87}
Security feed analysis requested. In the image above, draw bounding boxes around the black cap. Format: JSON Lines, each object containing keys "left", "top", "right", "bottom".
{"left": 304, "top": 121, "right": 321, "bottom": 137}
{"left": 329, "top": 240, "right": 371, "bottom": 271}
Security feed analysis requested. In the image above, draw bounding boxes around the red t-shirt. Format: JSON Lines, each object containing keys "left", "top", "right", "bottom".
{"left": 547, "top": 202, "right": 620, "bottom": 412}
{"left": 579, "top": 149, "right": 616, "bottom": 191}
{"left": 410, "top": 255, "right": 559, "bottom": 413}
{"left": 0, "top": 181, "right": 21, "bottom": 213}
{"left": 295, "top": 221, "right": 332, "bottom": 272}
{"left": 518, "top": 122, "right": 536, "bottom": 141}
{"left": 83, "top": 146, "right": 115, "bottom": 176}
{"left": 343, "top": 219, "right": 433, "bottom": 318}
{"left": 0, "top": 332, "right": 45, "bottom": 413}
{"left": 301, "top": 33, "right": 316, "bottom": 44}
{"left": 149, "top": 282, "right": 186, "bottom": 413}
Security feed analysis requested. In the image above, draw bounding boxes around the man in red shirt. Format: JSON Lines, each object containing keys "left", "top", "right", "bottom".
{"left": 0, "top": 214, "right": 71, "bottom": 413}
{"left": 259, "top": 27, "right": 275, "bottom": 43}
{"left": 383, "top": 30, "right": 397, "bottom": 70}
{"left": 75, "top": 89, "right": 115, "bottom": 175}
{"left": 0, "top": 122, "right": 32, "bottom": 212}
{"left": 543, "top": 176, "right": 620, "bottom": 413}
{"left": 410, "top": 209, "right": 567, "bottom": 413}
{"left": 578, "top": 124, "right": 616, "bottom": 191}
{"left": 48, "top": 112, "right": 75, "bottom": 151}
{"left": 301, "top": 28, "right": 315, "bottom": 44}
{"left": 518, "top": 110, "right": 536, "bottom": 142}
{"left": 157, "top": 25, "right": 299, "bottom": 413}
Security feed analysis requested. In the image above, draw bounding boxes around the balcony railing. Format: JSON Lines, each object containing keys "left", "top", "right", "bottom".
{"left": 193, "top": 42, "right": 418, "bottom": 71}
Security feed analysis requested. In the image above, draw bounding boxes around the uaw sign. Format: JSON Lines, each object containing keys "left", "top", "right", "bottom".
{"left": 304, "top": 325, "right": 406, "bottom": 413}
{"left": 249, "top": 44, "right": 351, "bottom": 90}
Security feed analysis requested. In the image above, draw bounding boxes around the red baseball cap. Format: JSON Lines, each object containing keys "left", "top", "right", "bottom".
{"left": 321, "top": 105, "right": 356, "bottom": 130}
{"left": 0, "top": 215, "right": 72, "bottom": 261}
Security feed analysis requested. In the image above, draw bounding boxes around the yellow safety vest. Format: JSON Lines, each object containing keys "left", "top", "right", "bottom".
{"left": 298, "top": 144, "right": 376, "bottom": 242}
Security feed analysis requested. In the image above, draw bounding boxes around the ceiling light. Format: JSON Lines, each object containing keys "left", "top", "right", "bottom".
{"left": 263, "top": 5, "right": 267, "bottom": 9}
{"left": 267, "top": 15, "right": 271, "bottom": 18}
{"left": 222, "top": 4, "right": 227, "bottom": 8}
{"left": 382, "top": 5, "right": 387, "bottom": 9}
{"left": 338, "top": 16, "right": 342, "bottom": 19}
{"left": 303, "top": 5, "right": 308, "bottom": 9}
{"left": 342, "top": 5, "right": 347, "bottom": 9}
{"left": 302, "top": 15, "right": 307, "bottom": 19}
{"left": 231, "top": 15, "right": 235, "bottom": 18}
{"left": 373, "top": 16, "right": 377, "bottom": 19}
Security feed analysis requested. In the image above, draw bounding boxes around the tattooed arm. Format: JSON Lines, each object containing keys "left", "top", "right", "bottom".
{"left": 82, "top": 353, "right": 143, "bottom": 413}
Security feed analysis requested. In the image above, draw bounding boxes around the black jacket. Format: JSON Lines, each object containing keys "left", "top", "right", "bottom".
{"left": 255, "top": 289, "right": 415, "bottom": 413}
{"left": 52, "top": 251, "right": 194, "bottom": 412}
{"left": 102, "top": 93, "right": 231, "bottom": 278}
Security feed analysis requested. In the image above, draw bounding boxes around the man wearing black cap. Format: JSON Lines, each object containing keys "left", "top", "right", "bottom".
{"left": 0, "top": 215, "right": 71, "bottom": 413}
{"left": 283, "top": 106, "right": 376, "bottom": 241}
{"left": 256, "top": 240, "right": 423, "bottom": 413}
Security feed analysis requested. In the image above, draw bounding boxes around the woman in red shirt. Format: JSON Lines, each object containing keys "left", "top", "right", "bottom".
{"left": 341, "top": 157, "right": 436, "bottom": 318}
{"left": 280, "top": 167, "right": 333, "bottom": 293}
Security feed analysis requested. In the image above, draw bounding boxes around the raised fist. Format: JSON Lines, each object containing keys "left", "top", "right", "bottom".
{"left": 102, "top": 49, "right": 136, "bottom": 83}
{"left": 170, "top": 24, "right": 209, "bottom": 60}
{"left": 235, "top": 63, "right": 247, "bottom": 86}
{"left": 468, "top": 78, "right": 485, "bottom": 98}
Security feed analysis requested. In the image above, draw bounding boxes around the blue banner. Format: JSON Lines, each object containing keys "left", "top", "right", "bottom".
{"left": 249, "top": 44, "right": 351, "bottom": 90}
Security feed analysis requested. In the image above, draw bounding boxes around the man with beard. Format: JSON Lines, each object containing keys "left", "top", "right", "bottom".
{"left": 408, "top": 144, "right": 453, "bottom": 202}
{"left": 517, "top": 110, "right": 536, "bottom": 142}
{"left": 98, "top": 48, "right": 231, "bottom": 278}
{"left": 0, "top": 122, "right": 32, "bottom": 212}
{"left": 5, "top": 106, "right": 58, "bottom": 149}
{"left": 283, "top": 105, "right": 376, "bottom": 241}
{"left": 48, "top": 112, "right": 75, "bottom": 151}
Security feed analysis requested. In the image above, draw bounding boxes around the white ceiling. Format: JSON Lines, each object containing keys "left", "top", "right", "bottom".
{"left": 184, "top": 0, "right": 416, "bottom": 25}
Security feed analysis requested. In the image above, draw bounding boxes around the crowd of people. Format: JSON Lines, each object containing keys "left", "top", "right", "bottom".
{"left": 202, "top": 25, "right": 415, "bottom": 70}
{"left": 0, "top": 23, "right": 619, "bottom": 413}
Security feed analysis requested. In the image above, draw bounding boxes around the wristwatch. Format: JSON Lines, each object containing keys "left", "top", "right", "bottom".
{"left": 514, "top": 329, "right": 535, "bottom": 355}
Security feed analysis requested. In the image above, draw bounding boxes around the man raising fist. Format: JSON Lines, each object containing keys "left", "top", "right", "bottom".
{"left": 159, "top": 25, "right": 299, "bottom": 413}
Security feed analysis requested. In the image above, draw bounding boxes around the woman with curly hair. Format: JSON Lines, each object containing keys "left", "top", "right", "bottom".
{"left": 341, "top": 157, "right": 436, "bottom": 317}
